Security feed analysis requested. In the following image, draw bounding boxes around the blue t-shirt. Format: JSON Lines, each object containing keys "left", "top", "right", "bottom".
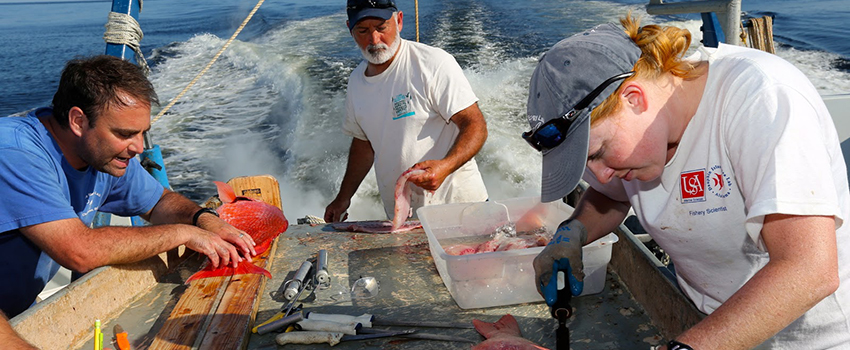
{"left": 0, "top": 108, "right": 164, "bottom": 317}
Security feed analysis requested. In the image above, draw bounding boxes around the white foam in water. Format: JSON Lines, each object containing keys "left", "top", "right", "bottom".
{"left": 147, "top": 6, "right": 849, "bottom": 222}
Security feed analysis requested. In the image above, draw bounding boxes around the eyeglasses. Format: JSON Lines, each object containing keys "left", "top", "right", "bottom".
{"left": 522, "top": 71, "right": 635, "bottom": 152}
{"left": 347, "top": 0, "right": 396, "bottom": 11}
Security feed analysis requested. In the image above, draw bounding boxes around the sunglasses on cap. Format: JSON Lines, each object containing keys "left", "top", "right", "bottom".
{"left": 522, "top": 71, "right": 635, "bottom": 152}
{"left": 347, "top": 0, "right": 396, "bottom": 11}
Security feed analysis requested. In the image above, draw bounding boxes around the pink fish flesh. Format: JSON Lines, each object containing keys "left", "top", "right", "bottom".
{"left": 444, "top": 232, "right": 549, "bottom": 256}
{"left": 331, "top": 220, "right": 422, "bottom": 234}
{"left": 392, "top": 169, "right": 426, "bottom": 231}
{"left": 472, "top": 314, "right": 549, "bottom": 350}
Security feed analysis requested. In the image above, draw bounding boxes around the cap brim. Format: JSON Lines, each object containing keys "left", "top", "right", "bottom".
{"left": 348, "top": 8, "right": 395, "bottom": 30}
{"left": 540, "top": 112, "right": 590, "bottom": 202}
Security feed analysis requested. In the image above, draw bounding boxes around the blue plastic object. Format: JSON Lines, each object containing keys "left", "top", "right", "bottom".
{"left": 542, "top": 258, "right": 584, "bottom": 307}
{"left": 700, "top": 12, "right": 726, "bottom": 48}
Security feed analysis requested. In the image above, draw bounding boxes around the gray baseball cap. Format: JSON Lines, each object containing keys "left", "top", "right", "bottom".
{"left": 526, "top": 23, "right": 641, "bottom": 202}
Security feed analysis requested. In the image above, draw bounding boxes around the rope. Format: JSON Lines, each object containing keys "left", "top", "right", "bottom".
{"left": 415, "top": 0, "right": 420, "bottom": 42}
{"left": 152, "top": 0, "right": 266, "bottom": 124}
{"left": 743, "top": 16, "right": 775, "bottom": 54}
{"left": 103, "top": 11, "right": 150, "bottom": 75}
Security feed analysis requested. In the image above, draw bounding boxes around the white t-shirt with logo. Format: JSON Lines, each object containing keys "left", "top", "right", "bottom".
{"left": 344, "top": 39, "right": 489, "bottom": 219}
{"left": 587, "top": 44, "right": 850, "bottom": 348}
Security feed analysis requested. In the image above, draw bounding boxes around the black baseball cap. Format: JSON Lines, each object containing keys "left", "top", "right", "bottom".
{"left": 347, "top": 0, "right": 398, "bottom": 30}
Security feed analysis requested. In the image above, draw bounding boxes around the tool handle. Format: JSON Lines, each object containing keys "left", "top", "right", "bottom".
{"left": 295, "top": 319, "right": 361, "bottom": 335}
{"left": 305, "top": 312, "right": 374, "bottom": 328}
{"left": 275, "top": 331, "right": 343, "bottom": 346}
{"left": 555, "top": 324, "right": 570, "bottom": 350}
{"left": 542, "top": 258, "right": 583, "bottom": 306}
{"left": 256, "top": 312, "right": 304, "bottom": 335}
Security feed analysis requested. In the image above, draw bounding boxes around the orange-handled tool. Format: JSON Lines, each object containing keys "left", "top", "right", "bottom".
{"left": 113, "top": 324, "right": 131, "bottom": 350}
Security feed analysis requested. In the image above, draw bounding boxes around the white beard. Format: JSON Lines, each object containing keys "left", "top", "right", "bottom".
{"left": 360, "top": 36, "right": 401, "bottom": 65}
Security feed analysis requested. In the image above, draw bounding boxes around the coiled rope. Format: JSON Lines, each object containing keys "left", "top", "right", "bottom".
{"left": 151, "top": 0, "right": 266, "bottom": 124}
{"left": 103, "top": 0, "right": 150, "bottom": 75}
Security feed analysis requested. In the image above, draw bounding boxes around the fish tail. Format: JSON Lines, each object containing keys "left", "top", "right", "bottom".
{"left": 473, "top": 314, "right": 521, "bottom": 339}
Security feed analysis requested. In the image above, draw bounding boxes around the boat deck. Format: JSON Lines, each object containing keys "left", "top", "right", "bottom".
{"left": 72, "top": 223, "right": 663, "bottom": 349}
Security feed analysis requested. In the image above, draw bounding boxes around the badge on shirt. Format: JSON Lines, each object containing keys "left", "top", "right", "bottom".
{"left": 392, "top": 92, "right": 414, "bottom": 120}
{"left": 680, "top": 169, "right": 706, "bottom": 203}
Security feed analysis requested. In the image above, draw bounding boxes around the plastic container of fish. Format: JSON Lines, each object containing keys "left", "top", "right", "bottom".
{"left": 418, "top": 196, "right": 619, "bottom": 309}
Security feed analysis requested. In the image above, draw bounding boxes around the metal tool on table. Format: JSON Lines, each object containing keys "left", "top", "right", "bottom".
{"left": 541, "top": 258, "right": 583, "bottom": 350}
{"left": 314, "top": 249, "right": 330, "bottom": 289}
{"left": 283, "top": 260, "right": 314, "bottom": 301}
{"left": 275, "top": 329, "right": 416, "bottom": 346}
{"left": 253, "top": 260, "right": 315, "bottom": 334}
{"left": 359, "top": 328, "right": 476, "bottom": 343}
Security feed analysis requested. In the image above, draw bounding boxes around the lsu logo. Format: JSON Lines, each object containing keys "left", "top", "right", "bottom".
{"left": 680, "top": 169, "right": 706, "bottom": 203}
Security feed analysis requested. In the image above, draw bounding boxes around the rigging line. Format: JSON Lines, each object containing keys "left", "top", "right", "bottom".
{"left": 151, "top": 0, "right": 266, "bottom": 124}
{"left": 104, "top": 11, "right": 150, "bottom": 76}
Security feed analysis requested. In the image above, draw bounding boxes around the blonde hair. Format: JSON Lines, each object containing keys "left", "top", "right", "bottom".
{"left": 590, "top": 14, "right": 701, "bottom": 125}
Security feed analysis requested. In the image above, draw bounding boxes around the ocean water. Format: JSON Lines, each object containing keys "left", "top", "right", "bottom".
{"left": 1, "top": 0, "right": 849, "bottom": 220}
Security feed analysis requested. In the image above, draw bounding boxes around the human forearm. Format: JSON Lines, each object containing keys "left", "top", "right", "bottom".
{"left": 144, "top": 190, "right": 203, "bottom": 225}
{"left": 335, "top": 138, "right": 374, "bottom": 201}
{"left": 672, "top": 215, "right": 838, "bottom": 349}
{"left": 442, "top": 103, "right": 487, "bottom": 173}
{"left": 1, "top": 312, "right": 37, "bottom": 350}
{"left": 570, "top": 186, "right": 630, "bottom": 243}
{"left": 409, "top": 104, "right": 487, "bottom": 190}
{"left": 56, "top": 223, "right": 193, "bottom": 271}
{"left": 325, "top": 138, "right": 374, "bottom": 222}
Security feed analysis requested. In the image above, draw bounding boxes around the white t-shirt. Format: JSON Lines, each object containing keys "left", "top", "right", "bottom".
{"left": 343, "top": 39, "right": 489, "bottom": 219}
{"left": 587, "top": 44, "right": 850, "bottom": 348}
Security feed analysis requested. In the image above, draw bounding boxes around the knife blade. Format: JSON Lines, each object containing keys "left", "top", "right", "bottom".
{"left": 359, "top": 328, "right": 475, "bottom": 343}
{"left": 372, "top": 319, "right": 474, "bottom": 329}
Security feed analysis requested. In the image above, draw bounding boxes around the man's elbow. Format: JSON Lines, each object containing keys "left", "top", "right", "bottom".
{"left": 56, "top": 252, "right": 101, "bottom": 273}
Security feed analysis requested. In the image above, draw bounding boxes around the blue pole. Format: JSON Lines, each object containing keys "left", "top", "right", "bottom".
{"left": 103, "top": 0, "right": 173, "bottom": 226}
{"left": 699, "top": 12, "right": 726, "bottom": 48}
{"left": 105, "top": 0, "right": 141, "bottom": 63}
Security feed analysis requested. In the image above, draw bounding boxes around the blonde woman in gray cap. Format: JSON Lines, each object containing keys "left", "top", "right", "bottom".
{"left": 526, "top": 15, "right": 850, "bottom": 349}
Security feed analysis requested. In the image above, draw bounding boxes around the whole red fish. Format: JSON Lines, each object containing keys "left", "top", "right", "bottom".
{"left": 186, "top": 181, "right": 289, "bottom": 282}
{"left": 472, "top": 314, "right": 549, "bottom": 350}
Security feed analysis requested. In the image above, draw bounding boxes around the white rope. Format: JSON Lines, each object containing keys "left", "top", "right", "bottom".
{"left": 103, "top": 11, "right": 150, "bottom": 75}
{"left": 152, "top": 0, "right": 266, "bottom": 124}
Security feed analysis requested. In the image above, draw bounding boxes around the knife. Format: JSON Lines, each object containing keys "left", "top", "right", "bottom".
{"left": 359, "top": 328, "right": 476, "bottom": 343}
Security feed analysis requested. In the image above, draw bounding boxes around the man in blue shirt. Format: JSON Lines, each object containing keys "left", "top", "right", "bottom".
{"left": 0, "top": 55, "right": 257, "bottom": 326}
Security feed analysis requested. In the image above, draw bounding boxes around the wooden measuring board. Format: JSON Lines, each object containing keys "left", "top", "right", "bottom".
{"left": 149, "top": 175, "right": 283, "bottom": 350}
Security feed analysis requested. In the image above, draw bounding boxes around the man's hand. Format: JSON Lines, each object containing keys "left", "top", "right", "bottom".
{"left": 195, "top": 213, "right": 256, "bottom": 260}
{"left": 407, "top": 160, "right": 451, "bottom": 192}
{"left": 324, "top": 197, "right": 351, "bottom": 223}
{"left": 184, "top": 227, "right": 243, "bottom": 269}
{"left": 534, "top": 219, "right": 588, "bottom": 296}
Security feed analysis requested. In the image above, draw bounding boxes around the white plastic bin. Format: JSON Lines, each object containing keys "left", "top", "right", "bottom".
{"left": 418, "top": 196, "right": 618, "bottom": 309}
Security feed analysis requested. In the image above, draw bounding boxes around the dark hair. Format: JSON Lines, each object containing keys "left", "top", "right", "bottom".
{"left": 51, "top": 55, "right": 159, "bottom": 128}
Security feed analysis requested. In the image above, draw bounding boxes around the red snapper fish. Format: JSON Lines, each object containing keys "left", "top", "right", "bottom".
{"left": 472, "top": 314, "right": 549, "bottom": 350}
{"left": 186, "top": 181, "right": 289, "bottom": 282}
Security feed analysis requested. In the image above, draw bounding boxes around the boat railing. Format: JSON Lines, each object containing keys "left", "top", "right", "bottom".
{"left": 646, "top": 0, "right": 742, "bottom": 46}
